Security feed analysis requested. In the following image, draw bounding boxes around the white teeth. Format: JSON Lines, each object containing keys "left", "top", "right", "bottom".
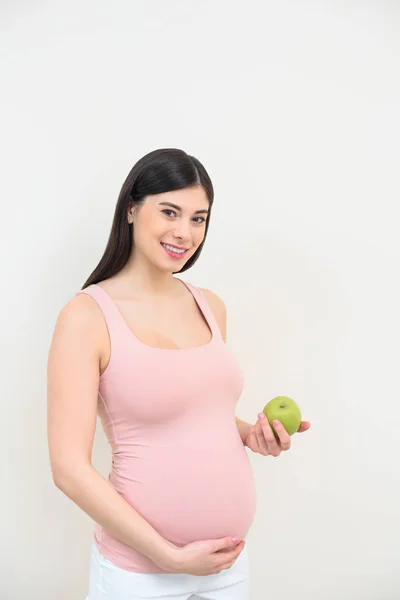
{"left": 162, "top": 243, "right": 186, "bottom": 254}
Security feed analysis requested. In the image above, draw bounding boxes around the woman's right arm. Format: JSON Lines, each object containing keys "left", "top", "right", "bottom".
{"left": 46, "top": 294, "right": 176, "bottom": 570}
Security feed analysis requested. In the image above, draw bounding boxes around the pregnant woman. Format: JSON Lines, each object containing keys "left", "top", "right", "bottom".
{"left": 47, "top": 148, "right": 310, "bottom": 599}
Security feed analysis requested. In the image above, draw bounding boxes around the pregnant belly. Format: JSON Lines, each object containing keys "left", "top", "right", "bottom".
{"left": 111, "top": 436, "right": 257, "bottom": 545}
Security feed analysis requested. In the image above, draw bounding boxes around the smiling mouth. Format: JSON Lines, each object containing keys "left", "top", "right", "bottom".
{"left": 160, "top": 242, "right": 189, "bottom": 256}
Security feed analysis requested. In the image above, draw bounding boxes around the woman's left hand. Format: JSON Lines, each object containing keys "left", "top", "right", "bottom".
{"left": 244, "top": 413, "right": 311, "bottom": 457}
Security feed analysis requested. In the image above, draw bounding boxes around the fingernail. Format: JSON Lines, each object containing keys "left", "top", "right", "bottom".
{"left": 258, "top": 413, "right": 265, "bottom": 420}
{"left": 273, "top": 420, "right": 280, "bottom": 427}
{"left": 232, "top": 537, "right": 240, "bottom": 544}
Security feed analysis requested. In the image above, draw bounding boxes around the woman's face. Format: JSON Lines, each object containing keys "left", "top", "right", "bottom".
{"left": 128, "top": 186, "right": 210, "bottom": 271}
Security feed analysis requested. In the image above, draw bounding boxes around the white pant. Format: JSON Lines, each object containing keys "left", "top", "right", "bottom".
{"left": 85, "top": 540, "right": 250, "bottom": 600}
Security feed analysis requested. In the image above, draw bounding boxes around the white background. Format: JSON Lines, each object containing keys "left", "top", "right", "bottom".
{"left": 1, "top": 1, "right": 399, "bottom": 599}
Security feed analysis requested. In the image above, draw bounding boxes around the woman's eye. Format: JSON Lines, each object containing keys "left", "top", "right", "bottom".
{"left": 161, "top": 210, "right": 205, "bottom": 224}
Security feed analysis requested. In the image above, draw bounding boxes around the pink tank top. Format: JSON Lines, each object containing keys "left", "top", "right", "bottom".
{"left": 76, "top": 279, "right": 257, "bottom": 573}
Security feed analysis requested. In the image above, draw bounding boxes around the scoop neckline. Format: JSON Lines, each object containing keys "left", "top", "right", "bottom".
{"left": 92, "top": 278, "right": 216, "bottom": 352}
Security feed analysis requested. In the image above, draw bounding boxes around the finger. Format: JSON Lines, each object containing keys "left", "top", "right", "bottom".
{"left": 248, "top": 428, "right": 261, "bottom": 452}
{"left": 212, "top": 561, "right": 234, "bottom": 574}
{"left": 224, "top": 543, "right": 245, "bottom": 570}
{"left": 247, "top": 425, "right": 261, "bottom": 451}
{"left": 220, "top": 558, "right": 236, "bottom": 572}
{"left": 216, "top": 542, "right": 244, "bottom": 569}
{"left": 214, "top": 541, "right": 243, "bottom": 569}
{"left": 297, "top": 421, "right": 311, "bottom": 433}
{"left": 254, "top": 420, "right": 269, "bottom": 456}
{"left": 272, "top": 420, "right": 291, "bottom": 451}
{"left": 212, "top": 536, "right": 241, "bottom": 553}
{"left": 258, "top": 414, "right": 281, "bottom": 457}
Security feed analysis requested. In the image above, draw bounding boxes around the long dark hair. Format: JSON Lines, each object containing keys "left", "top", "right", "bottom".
{"left": 81, "top": 148, "right": 214, "bottom": 290}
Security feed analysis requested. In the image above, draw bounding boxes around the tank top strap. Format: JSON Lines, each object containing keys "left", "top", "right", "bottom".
{"left": 77, "top": 280, "right": 223, "bottom": 344}
{"left": 75, "top": 284, "right": 125, "bottom": 340}
{"left": 179, "top": 279, "right": 223, "bottom": 341}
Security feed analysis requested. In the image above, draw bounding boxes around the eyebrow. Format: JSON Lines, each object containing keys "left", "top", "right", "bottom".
{"left": 158, "top": 201, "right": 209, "bottom": 215}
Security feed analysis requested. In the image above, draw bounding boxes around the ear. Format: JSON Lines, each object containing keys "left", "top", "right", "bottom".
{"left": 127, "top": 204, "right": 138, "bottom": 224}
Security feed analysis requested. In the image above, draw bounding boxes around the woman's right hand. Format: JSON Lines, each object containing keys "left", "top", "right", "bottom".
{"left": 157, "top": 536, "right": 246, "bottom": 576}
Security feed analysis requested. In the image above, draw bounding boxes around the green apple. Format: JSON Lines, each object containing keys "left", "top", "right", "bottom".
{"left": 263, "top": 396, "right": 302, "bottom": 437}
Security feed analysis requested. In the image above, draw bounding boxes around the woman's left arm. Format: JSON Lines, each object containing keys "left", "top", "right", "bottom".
{"left": 201, "top": 287, "right": 311, "bottom": 456}
{"left": 200, "top": 288, "right": 252, "bottom": 442}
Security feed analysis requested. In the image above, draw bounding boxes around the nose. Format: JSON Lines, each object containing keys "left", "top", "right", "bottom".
{"left": 172, "top": 219, "right": 191, "bottom": 242}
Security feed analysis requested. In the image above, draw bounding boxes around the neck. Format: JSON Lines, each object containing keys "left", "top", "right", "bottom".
{"left": 113, "top": 253, "right": 181, "bottom": 298}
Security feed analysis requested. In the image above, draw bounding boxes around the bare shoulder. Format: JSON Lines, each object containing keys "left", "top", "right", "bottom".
{"left": 51, "top": 292, "right": 107, "bottom": 360}
{"left": 199, "top": 287, "right": 227, "bottom": 341}
{"left": 199, "top": 287, "right": 226, "bottom": 312}
{"left": 56, "top": 292, "right": 104, "bottom": 334}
